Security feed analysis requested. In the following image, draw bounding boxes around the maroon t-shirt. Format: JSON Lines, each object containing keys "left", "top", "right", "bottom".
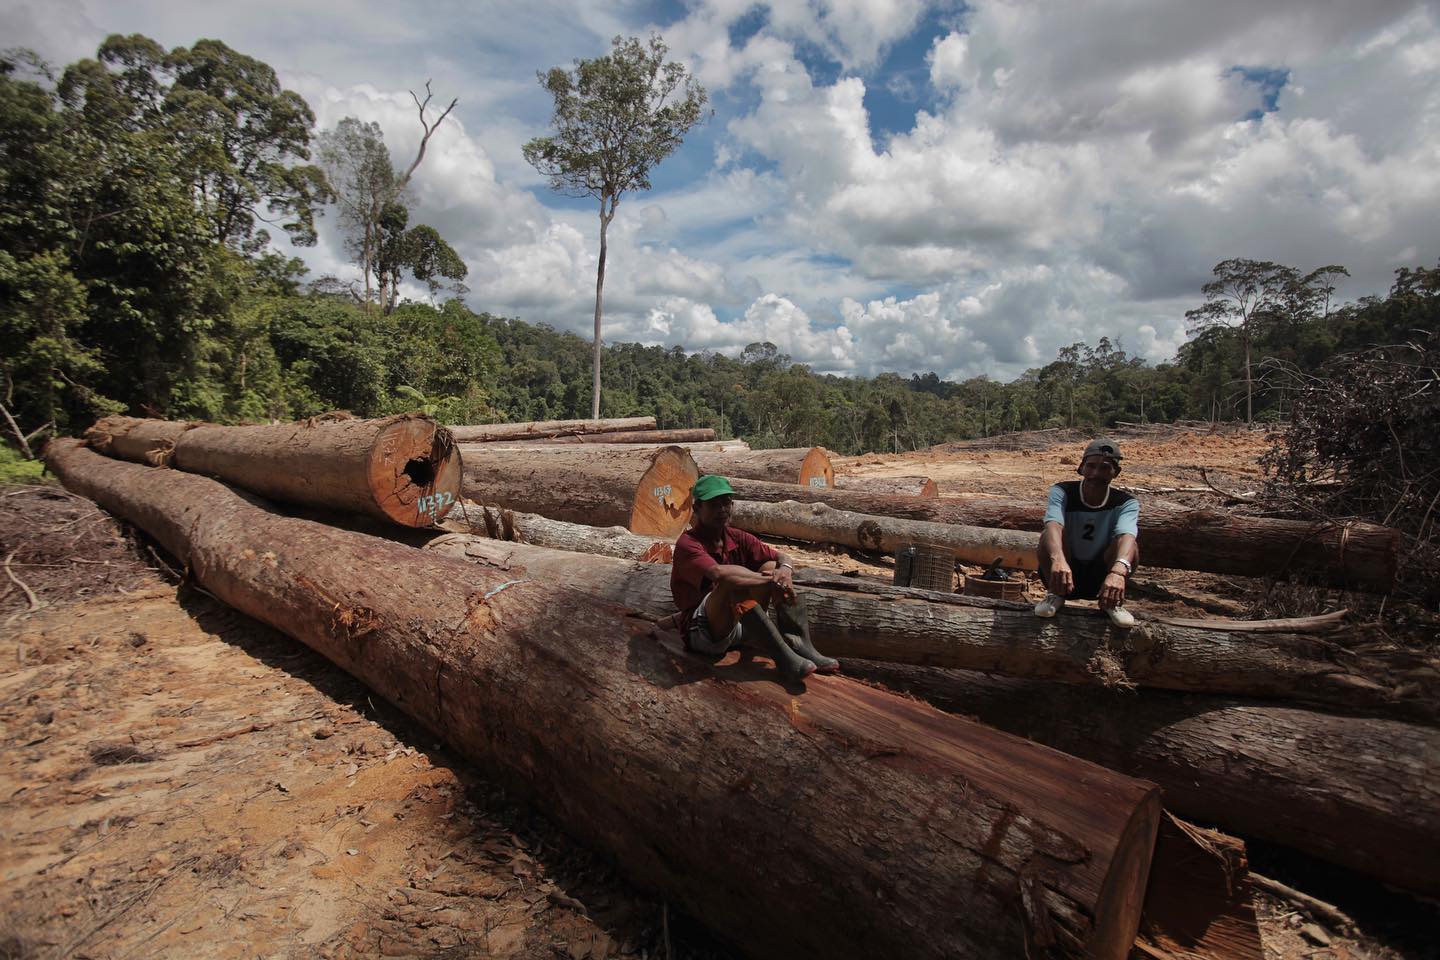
{"left": 671, "top": 525, "right": 779, "bottom": 634}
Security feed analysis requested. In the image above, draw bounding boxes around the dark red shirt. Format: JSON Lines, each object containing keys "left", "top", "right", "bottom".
{"left": 671, "top": 525, "right": 779, "bottom": 634}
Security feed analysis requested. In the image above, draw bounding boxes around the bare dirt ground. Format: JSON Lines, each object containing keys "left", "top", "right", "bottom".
{"left": 2, "top": 427, "right": 1436, "bottom": 959}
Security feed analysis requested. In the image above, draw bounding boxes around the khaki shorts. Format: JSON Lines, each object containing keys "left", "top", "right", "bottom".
{"left": 685, "top": 590, "right": 744, "bottom": 656}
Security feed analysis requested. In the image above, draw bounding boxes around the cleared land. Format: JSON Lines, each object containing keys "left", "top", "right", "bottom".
{"left": 2, "top": 426, "right": 1436, "bottom": 959}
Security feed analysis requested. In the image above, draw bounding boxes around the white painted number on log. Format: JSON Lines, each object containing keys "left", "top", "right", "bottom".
{"left": 653, "top": 485, "right": 673, "bottom": 501}
{"left": 809, "top": 477, "right": 829, "bottom": 488}
{"left": 417, "top": 490, "right": 455, "bottom": 518}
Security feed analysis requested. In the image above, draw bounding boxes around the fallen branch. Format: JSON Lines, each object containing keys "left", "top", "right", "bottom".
{"left": 3, "top": 549, "right": 40, "bottom": 612}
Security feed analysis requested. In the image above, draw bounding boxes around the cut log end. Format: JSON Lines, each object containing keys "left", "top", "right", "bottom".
{"left": 800, "top": 447, "right": 835, "bottom": 490}
{"left": 370, "top": 418, "right": 463, "bottom": 527}
{"left": 1089, "top": 787, "right": 1163, "bottom": 959}
{"left": 628, "top": 446, "right": 699, "bottom": 538}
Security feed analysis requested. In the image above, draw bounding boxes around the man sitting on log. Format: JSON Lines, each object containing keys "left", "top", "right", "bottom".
{"left": 1034, "top": 438, "right": 1140, "bottom": 628}
{"left": 671, "top": 474, "right": 839, "bottom": 682}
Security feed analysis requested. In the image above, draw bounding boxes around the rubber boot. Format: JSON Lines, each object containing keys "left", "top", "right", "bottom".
{"left": 739, "top": 606, "right": 816, "bottom": 683}
{"left": 773, "top": 598, "right": 840, "bottom": 674}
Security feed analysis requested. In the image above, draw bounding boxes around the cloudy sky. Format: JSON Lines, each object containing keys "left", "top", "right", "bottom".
{"left": 6, "top": 0, "right": 1438, "bottom": 381}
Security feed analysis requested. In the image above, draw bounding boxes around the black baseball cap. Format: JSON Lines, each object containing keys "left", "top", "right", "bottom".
{"left": 1082, "top": 438, "right": 1123, "bottom": 463}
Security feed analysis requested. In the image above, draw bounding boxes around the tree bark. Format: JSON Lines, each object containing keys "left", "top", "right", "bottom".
{"left": 724, "top": 478, "right": 1399, "bottom": 591}
{"left": 440, "top": 502, "right": 675, "bottom": 562}
{"left": 692, "top": 447, "right": 833, "bottom": 488}
{"left": 449, "top": 417, "right": 656, "bottom": 442}
{"left": 843, "top": 661, "right": 1440, "bottom": 897}
{"left": 422, "top": 535, "right": 1437, "bottom": 723}
{"left": 480, "top": 439, "right": 749, "bottom": 453}
{"left": 85, "top": 414, "right": 461, "bottom": 527}
{"left": 518, "top": 428, "right": 716, "bottom": 444}
{"left": 731, "top": 498, "right": 1039, "bottom": 569}
{"left": 85, "top": 415, "right": 196, "bottom": 465}
{"left": 461, "top": 444, "right": 698, "bottom": 538}
{"left": 44, "top": 439, "right": 1163, "bottom": 960}
{"left": 834, "top": 475, "right": 939, "bottom": 498}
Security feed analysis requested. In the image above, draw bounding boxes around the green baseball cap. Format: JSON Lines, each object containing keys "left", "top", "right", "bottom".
{"left": 692, "top": 475, "right": 736, "bottom": 502}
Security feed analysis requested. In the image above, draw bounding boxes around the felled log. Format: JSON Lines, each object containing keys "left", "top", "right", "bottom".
{"left": 44, "top": 439, "right": 1163, "bottom": 960}
{"left": 724, "top": 479, "right": 1399, "bottom": 591}
{"left": 461, "top": 445, "right": 697, "bottom": 538}
{"left": 731, "top": 498, "right": 1038, "bottom": 569}
{"left": 479, "top": 439, "right": 750, "bottom": 453}
{"left": 692, "top": 447, "right": 834, "bottom": 488}
{"left": 834, "top": 475, "right": 939, "bottom": 498}
{"left": 845, "top": 661, "right": 1440, "bottom": 896}
{"left": 440, "top": 502, "right": 674, "bottom": 562}
{"left": 449, "top": 416, "right": 654, "bottom": 442}
{"left": 423, "top": 535, "right": 1437, "bottom": 722}
{"left": 550, "top": 427, "right": 715, "bottom": 444}
{"left": 84, "top": 414, "right": 461, "bottom": 527}
{"left": 85, "top": 415, "right": 196, "bottom": 465}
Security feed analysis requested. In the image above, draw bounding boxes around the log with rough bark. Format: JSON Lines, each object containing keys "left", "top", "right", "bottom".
{"left": 834, "top": 475, "right": 939, "bottom": 498}
{"left": 731, "top": 498, "right": 1039, "bottom": 569}
{"left": 542, "top": 427, "right": 716, "bottom": 444}
{"left": 85, "top": 415, "right": 196, "bottom": 465}
{"left": 461, "top": 445, "right": 697, "bottom": 538}
{"left": 44, "top": 438, "right": 1164, "bottom": 960}
{"left": 843, "top": 661, "right": 1440, "bottom": 896}
{"left": 85, "top": 414, "right": 461, "bottom": 527}
{"left": 724, "top": 478, "right": 1399, "bottom": 591}
{"left": 422, "top": 534, "right": 1437, "bottom": 722}
{"left": 440, "top": 502, "right": 675, "bottom": 562}
{"left": 478, "top": 439, "right": 750, "bottom": 453}
{"left": 449, "top": 416, "right": 655, "bottom": 442}
{"left": 692, "top": 447, "right": 834, "bottom": 488}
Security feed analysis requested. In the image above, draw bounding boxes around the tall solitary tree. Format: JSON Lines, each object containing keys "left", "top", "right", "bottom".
{"left": 523, "top": 34, "right": 707, "bottom": 419}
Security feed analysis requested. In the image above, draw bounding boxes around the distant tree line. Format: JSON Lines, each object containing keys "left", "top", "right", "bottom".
{"left": 2, "top": 38, "right": 1436, "bottom": 461}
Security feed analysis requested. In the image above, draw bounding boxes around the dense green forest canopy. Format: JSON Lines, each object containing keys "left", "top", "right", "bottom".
{"left": 2, "top": 39, "right": 1437, "bottom": 460}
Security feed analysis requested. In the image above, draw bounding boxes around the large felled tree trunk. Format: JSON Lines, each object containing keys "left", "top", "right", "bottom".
{"left": 44, "top": 439, "right": 1163, "bottom": 960}
{"left": 449, "top": 416, "right": 656, "bottom": 442}
{"left": 85, "top": 414, "right": 461, "bottom": 527}
{"left": 730, "top": 498, "right": 1039, "bottom": 569}
{"left": 834, "top": 475, "right": 939, "bottom": 498}
{"left": 692, "top": 447, "right": 834, "bottom": 488}
{"left": 542, "top": 427, "right": 715, "bottom": 444}
{"left": 422, "top": 535, "right": 1436, "bottom": 722}
{"left": 461, "top": 445, "right": 698, "bottom": 538}
{"left": 481, "top": 439, "right": 750, "bottom": 453}
{"left": 441, "top": 503, "right": 675, "bottom": 562}
{"left": 724, "top": 478, "right": 1399, "bottom": 591}
{"left": 844, "top": 661, "right": 1440, "bottom": 897}
{"left": 85, "top": 416, "right": 196, "bottom": 465}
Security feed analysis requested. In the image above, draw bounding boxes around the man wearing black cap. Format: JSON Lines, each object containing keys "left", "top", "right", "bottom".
{"left": 671, "top": 474, "right": 839, "bottom": 683}
{"left": 1034, "top": 438, "right": 1140, "bottom": 627}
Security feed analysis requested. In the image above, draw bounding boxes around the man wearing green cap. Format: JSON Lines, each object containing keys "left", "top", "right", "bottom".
{"left": 1034, "top": 438, "right": 1140, "bottom": 627}
{"left": 671, "top": 474, "right": 839, "bottom": 683}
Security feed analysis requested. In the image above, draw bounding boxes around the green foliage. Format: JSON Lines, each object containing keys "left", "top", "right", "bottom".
{"left": 0, "top": 442, "right": 49, "bottom": 484}
{"left": 524, "top": 33, "right": 708, "bottom": 418}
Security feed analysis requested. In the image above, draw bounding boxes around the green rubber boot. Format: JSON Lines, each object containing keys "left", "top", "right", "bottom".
{"left": 739, "top": 606, "right": 816, "bottom": 683}
{"left": 774, "top": 599, "right": 840, "bottom": 674}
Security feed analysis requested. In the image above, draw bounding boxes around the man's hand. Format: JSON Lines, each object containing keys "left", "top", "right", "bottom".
{"left": 1047, "top": 562, "right": 1074, "bottom": 597}
{"left": 763, "top": 564, "right": 796, "bottom": 603}
{"left": 1097, "top": 572, "right": 1127, "bottom": 610}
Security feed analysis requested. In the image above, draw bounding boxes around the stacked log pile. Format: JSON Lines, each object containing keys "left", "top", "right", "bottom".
{"left": 54, "top": 415, "right": 1439, "bottom": 955}
{"left": 435, "top": 518, "right": 1440, "bottom": 897}
{"left": 721, "top": 478, "right": 1399, "bottom": 590}
{"left": 45, "top": 439, "right": 1163, "bottom": 960}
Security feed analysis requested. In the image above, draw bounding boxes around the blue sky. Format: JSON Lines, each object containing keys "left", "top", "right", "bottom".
{"left": 5, "top": 0, "right": 1438, "bottom": 382}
